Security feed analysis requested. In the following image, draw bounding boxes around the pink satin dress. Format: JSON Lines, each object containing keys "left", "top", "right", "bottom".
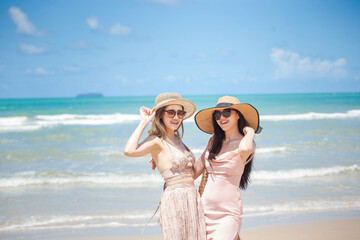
{"left": 201, "top": 148, "right": 247, "bottom": 240}
{"left": 158, "top": 141, "right": 206, "bottom": 240}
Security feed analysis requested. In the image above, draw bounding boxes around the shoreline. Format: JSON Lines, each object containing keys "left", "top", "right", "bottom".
{"left": 55, "top": 217, "right": 360, "bottom": 240}
{"left": 241, "top": 217, "right": 360, "bottom": 240}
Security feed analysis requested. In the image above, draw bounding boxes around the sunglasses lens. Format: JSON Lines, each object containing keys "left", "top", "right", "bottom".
{"left": 177, "top": 110, "right": 186, "bottom": 119}
{"left": 214, "top": 109, "right": 232, "bottom": 120}
{"left": 214, "top": 111, "right": 221, "bottom": 120}
{"left": 223, "top": 109, "right": 231, "bottom": 118}
{"left": 166, "top": 110, "right": 176, "bottom": 118}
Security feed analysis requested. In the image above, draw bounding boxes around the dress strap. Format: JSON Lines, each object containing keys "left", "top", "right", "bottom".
{"left": 163, "top": 140, "right": 174, "bottom": 157}
{"left": 181, "top": 141, "right": 191, "bottom": 152}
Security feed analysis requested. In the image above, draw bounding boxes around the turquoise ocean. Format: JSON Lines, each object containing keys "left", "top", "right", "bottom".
{"left": 1, "top": 93, "right": 360, "bottom": 239}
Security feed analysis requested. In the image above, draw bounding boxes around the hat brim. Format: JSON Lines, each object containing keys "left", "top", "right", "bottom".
{"left": 155, "top": 99, "right": 196, "bottom": 120}
{"left": 195, "top": 103, "right": 260, "bottom": 134}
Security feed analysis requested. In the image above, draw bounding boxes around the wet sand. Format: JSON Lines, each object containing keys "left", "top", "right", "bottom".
{"left": 60, "top": 217, "right": 360, "bottom": 240}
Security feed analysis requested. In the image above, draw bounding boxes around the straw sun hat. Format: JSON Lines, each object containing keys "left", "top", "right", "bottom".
{"left": 195, "top": 96, "right": 262, "bottom": 134}
{"left": 154, "top": 93, "right": 196, "bottom": 120}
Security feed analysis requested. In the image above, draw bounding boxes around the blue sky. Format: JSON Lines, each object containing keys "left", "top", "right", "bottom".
{"left": 0, "top": 0, "right": 359, "bottom": 98}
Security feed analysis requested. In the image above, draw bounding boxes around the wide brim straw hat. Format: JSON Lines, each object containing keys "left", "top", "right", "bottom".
{"left": 195, "top": 96, "right": 262, "bottom": 134}
{"left": 154, "top": 93, "right": 196, "bottom": 120}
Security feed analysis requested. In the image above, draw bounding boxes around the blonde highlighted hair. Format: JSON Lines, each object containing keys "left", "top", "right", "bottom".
{"left": 148, "top": 106, "right": 184, "bottom": 139}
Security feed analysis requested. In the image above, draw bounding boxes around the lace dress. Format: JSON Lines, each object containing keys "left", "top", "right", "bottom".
{"left": 158, "top": 141, "right": 206, "bottom": 240}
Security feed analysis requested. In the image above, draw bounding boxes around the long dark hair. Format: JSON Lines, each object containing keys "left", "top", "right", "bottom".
{"left": 208, "top": 108, "right": 253, "bottom": 189}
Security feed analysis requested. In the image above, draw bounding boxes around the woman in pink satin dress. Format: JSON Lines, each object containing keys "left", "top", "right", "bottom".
{"left": 194, "top": 96, "right": 262, "bottom": 240}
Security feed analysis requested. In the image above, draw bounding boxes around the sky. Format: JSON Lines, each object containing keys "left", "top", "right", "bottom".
{"left": 0, "top": 0, "right": 359, "bottom": 98}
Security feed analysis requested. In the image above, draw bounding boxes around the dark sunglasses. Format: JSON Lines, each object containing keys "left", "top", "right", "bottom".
{"left": 164, "top": 109, "right": 186, "bottom": 119}
{"left": 214, "top": 109, "right": 232, "bottom": 120}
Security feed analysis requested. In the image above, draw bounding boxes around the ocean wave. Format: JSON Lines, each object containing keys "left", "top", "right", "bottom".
{"left": 256, "top": 146, "right": 287, "bottom": 154}
{"left": 0, "top": 113, "right": 194, "bottom": 132}
{"left": 35, "top": 113, "right": 140, "bottom": 126}
{"left": 190, "top": 148, "right": 206, "bottom": 154}
{"left": 0, "top": 212, "right": 157, "bottom": 232}
{"left": 1, "top": 109, "right": 359, "bottom": 132}
{"left": 261, "top": 109, "right": 360, "bottom": 121}
{"left": 0, "top": 171, "right": 163, "bottom": 188}
{"left": 244, "top": 196, "right": 360, "bottom": 217}
{"left": 0, "top": 116, "right": 42, "bottom": 132}
{"left": 1, "top": 164, "right": 358, "bottom": 189}
{"left": 252, "top": 164, "right": 360, "bottom": 181}
{"left": 0, "top": 114, "right": 141, "bottom": 132}
{"left": 1, "top": 196, "right": 359, "bottom": 232}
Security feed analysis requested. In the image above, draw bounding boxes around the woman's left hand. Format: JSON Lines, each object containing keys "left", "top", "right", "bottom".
{"left": 243, "top": 126, "right": 255, "bottom": 135}
{"left": 140, "top": 107, "right": 156, "bottom": 125}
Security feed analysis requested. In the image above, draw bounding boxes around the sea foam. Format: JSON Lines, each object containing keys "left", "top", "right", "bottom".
{"left": 1, "top": 196, "right": 359, "bottom": 232}
{"left": 252, "top": 164, "right": 360, "bottom": 181}
{"left": 0, "top": 212, "right": 157, "bottom": 231}
{"left": 244, "top": 196, "right": 360, "bottom": 217}
{"left": 261, "top": 109, "right": 360, "bottom": 121}
{"left": 1, "top": 164, "right": 358, "bottom": 189}
{"left": 1, "top": 109, "right": 359, "bottom": 132}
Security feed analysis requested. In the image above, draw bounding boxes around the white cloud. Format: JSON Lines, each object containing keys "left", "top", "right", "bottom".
{"left": 164, "top": 75, "right": 192, "bottom": 83}
{"left": 151, "top": 0, "right": 179, "bottom": 5}
{"left": 9, "top": 6, "right": 42, "bottom": 36}
{"left": 116, "top": 75, "right": 130, "bottom": 84}
{"left": 164, "top": 75, "right": 181, "bottom": 82}
{"left": 26, "top": 67, "right": 54, "bottom": 76}
{"left": 19, "top": 43, "right": 47, "bottom": 54}
{"left": 35, "top": 67, "right": 50, "bottom": 75}
{"left": 198, "top": 53, "right": 208, "bottom": 59}
{"left": 109, "top": 23, "right": 131, "bottom": 36}
{"left": 208, "top": 72, "right": 217, "bottom": 78}
{"left": 69, "top": 40, "right": 89, "bottom": 49}
{"left": 271, "top": 48, "right": 347, "bottom": 79}
{"left": 216, "top": 48, "right": 236, "bottom": 57}
{"left": 86, "top": 16, "right": 100, "bottom": 30}
{"left": 64, "top": 65, "right": 81, "bottom": 72}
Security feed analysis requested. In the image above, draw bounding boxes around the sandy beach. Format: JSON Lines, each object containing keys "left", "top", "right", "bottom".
{"left": 241, "top": 217, "right": 360, "bottom": 240}
{"left": 59, "top": 217, "right": 360, "bottom": 240}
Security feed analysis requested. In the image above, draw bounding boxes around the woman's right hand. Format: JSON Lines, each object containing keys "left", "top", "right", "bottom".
{"left": 149, "top": 158, "right": 157, "bottom": 170}
{"left": 140, "top": 107, "right": 156, "bottom": 125}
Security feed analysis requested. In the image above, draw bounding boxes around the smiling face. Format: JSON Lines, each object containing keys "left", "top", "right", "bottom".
{"left": 161, "top": 104, "right": 184, "bottom": 132}
{"left": 214, "top": 108, "right": 239, "bottom": 132}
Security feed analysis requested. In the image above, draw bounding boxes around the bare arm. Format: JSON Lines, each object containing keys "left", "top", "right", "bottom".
{"left": 193, "top": 136, "right": 213, "bottom": 179}
{"left": 124, "top": 107, "right": 158, "bottom": 157}
{"left": 193, "top": 151, "right": 206, "bottom": 179}
{"left": 238, "top": 126, "right": 255, "bottom": 163}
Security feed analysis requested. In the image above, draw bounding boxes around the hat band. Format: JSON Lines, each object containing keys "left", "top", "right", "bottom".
{"left": 215, "top": 102, "right": 234, "bottom": 108}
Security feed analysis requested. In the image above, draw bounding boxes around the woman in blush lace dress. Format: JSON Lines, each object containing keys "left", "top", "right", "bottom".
{"left": 124, "top": 93, "right": 205, "bottom": 240}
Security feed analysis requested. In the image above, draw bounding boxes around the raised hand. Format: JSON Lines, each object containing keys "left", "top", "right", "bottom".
{"left": 140, "top": 107, "right": 156, "bottom": 125}
{"left": 243, "top": 126, "right": 255, "bottom": 135}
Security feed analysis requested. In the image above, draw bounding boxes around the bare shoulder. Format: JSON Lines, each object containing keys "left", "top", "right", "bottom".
{"left": 143, "top": 135, "right": 164, "bottom": 150}
{"left": 143, "top": 135, "right": 160, "bottom": 144}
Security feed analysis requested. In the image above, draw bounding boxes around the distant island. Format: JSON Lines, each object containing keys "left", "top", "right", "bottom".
{"left": 76, "top": 93, "right": 104, "bottom": 98}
